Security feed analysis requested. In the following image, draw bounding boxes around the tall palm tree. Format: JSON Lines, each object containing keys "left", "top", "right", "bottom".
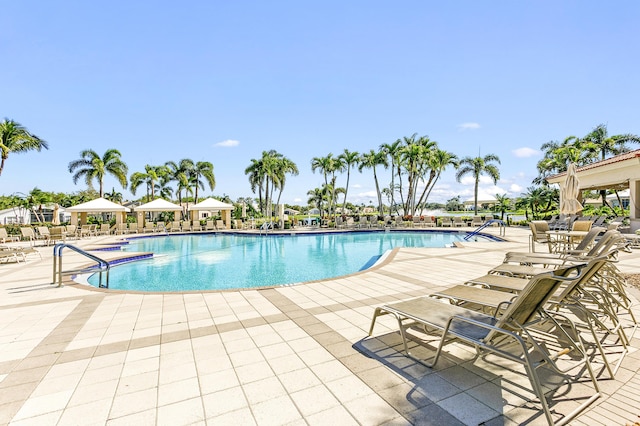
{"left": 582, "top": 124, "right": 640, "bottom": 205}
{"left": 358, "top": 150, "right": 388, "bottom": 215}
{"left": 311, "top": 154, "right": 339, "bottom": 217}
{"left": 68, "top": 149, "right": 128, "bottom": 198}
{"left": 415, "top": 148, "right": 458, "bottom": 213}
{"left": 165, "top": 159, "right": 194, "bottom": 205}
{"left": 380, "top": 140, "right": 402, "bottom": 213}
{"left": 130, "top": 165, "right": 168, "bottom": 201}
{"left": 494, "top": 193, "right": 511, "bottom": 220}
{"left": 272, "top": 156, "right": 299, "bottom": 215}
{"left": 455, "top": 154, "right": 501, "bottom": 215}
{"left": 0, "top": 119, "right": 49, "bottom": 176}
{"left": 190, "top": 161, "right": 216, "bottom": 203}
{"left": 245, "top": 157, "right": 266, "bottom": 215}
{"left": 337, "top": 149, "right": 359, "bottom": 215}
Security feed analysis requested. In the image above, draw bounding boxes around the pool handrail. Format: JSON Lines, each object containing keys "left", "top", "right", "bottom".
{"left": 52, "top": 243, "right": 111, "bottom": 288}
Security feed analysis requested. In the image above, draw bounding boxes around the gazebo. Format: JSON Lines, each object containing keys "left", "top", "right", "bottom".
{"left": 133, "top": 198, "right": 183, "bottom": 225}
{"left": 188, "top": 198, "right": 234, "bottom": 229}
{"left": 546, "top": 149, "right": 640, "bottom": 232}
{"left": 65, "top": 198, "right": 130, "bottom": 226}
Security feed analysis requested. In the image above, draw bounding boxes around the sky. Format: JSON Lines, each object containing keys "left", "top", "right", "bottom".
{"left": 2, "top": 1, "right": 639, "bottom": 207}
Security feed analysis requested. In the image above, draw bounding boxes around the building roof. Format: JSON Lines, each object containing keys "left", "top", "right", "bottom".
{"left": 188, "top": 198, "right": 234, "bottom": 211}
{"left": 66, "top": 197, "right": 131, "bottom": 212}
{"left": 133, "top": 198, "right": 183, "bottom": 212}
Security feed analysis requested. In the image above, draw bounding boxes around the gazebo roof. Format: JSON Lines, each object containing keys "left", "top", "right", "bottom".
{"left": 188, "top": 198, "right": 234, "bottom": 211}
{"left": 133, "top": 198, "right": 183, "bottom": 212}
{"left": 66, "top": 197, "right": 130, "bottom": 212}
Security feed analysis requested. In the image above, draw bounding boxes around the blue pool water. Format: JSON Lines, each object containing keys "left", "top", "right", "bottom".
{"left": 88, "top": 231, "right": 495, "bottom": 292}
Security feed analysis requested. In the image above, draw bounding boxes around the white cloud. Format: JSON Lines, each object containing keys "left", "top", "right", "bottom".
{"left": 215, "top": 139, "right": 240, "bottom": 147}
{"left": 457, "top": 122, "right": 480, "bottom": 131}
{"left": 509, "top": 183, "right": 523, "bottom": 193}
{"left": 351, "top": 183, "right": 362, "bottom": 188}
{"left": 293, "top": 197, "right": 302, "bottom": 203}
{"left": 512, "top": 147, "right": 539, "bottom": 158}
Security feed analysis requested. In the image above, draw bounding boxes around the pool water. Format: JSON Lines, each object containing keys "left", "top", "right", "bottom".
{"left": 88, "top": 231, "right": 494, "bottom": 292}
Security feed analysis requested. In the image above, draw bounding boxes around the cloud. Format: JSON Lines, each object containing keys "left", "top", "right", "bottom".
{"left": 512, "top": 147, "right": 539, "bottom": 158}
{"left": 509, "top": 183, "right": 523, "bottom": 193}
{"left": 457, "top": 122, "right": 480, "bottom": 131}
{"left": 215, "top": 139, "right": 240, "bottom": 148}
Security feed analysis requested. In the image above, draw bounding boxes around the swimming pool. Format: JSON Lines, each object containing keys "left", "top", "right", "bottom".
{"left": 88, "top": 231, "right": 497, "bottom": 292}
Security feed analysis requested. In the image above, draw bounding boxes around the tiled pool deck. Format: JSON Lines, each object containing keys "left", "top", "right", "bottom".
{"left": 1, "top": 227, "right": 639, "bottom": 425}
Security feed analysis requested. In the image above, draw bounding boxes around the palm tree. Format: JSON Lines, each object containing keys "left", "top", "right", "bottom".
{"left": 130, "top": 164, "right": 167, "bottom": 201}
{"left": 414, "top": 148, "right": 458, "bottom": 214}
{"left": 272, "top": 156, "right": 299, "bottom": 218}
{"left": 190, "top": 161, "right": 216, "bottom": 203}
{"left": 245, "top": 157, "right": 266, "bottom": 215}
{"left": 165, "top": 159, "right": 195, "bottom": 206}
{"left": 0, "top": 119, "right": 49, "bottom": 176}
{"left": 307, "top": 187, "right": 328, "bottom": 217}
{"left": 582, "top": 124, "right": 640, "bottom": 205}
{"left": 311, "top": 154, "right": 339, "bottom": 217}
{"left": 358, "top": 150, "right": 388, "bottom": 215}
{"left": 68, "top": 149, "right": 128, "bottom": 198}
{"left": 494, "top": 193, "right": 511, "bottom": 220}
{"left": 455, "top": 154, "right": 501, "bottom": 215}
{"left": 104, "top": 188, "right": 123, "bottom": 204}
{"left": 380, "top": 140, "right": 402, "bottom": 213}
{"left": 337, "top": 149, "right": 359, "bottom": 215}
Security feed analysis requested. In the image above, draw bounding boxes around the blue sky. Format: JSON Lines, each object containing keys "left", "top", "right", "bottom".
{"left": 2, "top": 1, "right": 639, "bottom": 206}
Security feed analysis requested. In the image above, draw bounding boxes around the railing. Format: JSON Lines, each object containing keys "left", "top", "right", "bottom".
{"left": 464, "top": 219, "right": 507, "bottom": 240}
{"left": 52, "top": 243, "right": 110, "bottom": 288}
{"left": 259, "top": 221, "right": 273, "bottom": 235}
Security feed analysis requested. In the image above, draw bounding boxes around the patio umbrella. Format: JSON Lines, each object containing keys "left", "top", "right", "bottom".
{"left": 560, "top": 163, "right": 583, "bottom": 215}
{"left": 52, "top": 204, "right": 60, "bottom": 225}
{"left": 242, "top": 202, "right": 247, "bottom": 219}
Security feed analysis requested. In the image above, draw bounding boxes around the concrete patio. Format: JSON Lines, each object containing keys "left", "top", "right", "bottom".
{"left": 1, "top": 227, "right": 639, "bottom": 425}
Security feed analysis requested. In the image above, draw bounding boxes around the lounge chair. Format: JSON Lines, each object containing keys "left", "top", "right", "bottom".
{"left": 0, "top": 228, "right": 20, "bottom": 243}
{"left": 0, "top": 245, "right": 42, "bottom": 262}
{"left": 393, "top": 216, "right": 403, "bottom": 228}
{"left": 80, "top": 224, "right": 95, "bottom": 238}
{"left": 141, "top": 222, "right": 154, "bottom": 233}
{"left": 65, "top": 225, "right": 79, "bottom": 239}
{"left": 422, "top": 216, "right": 435, "bottom": 227}
{"left": 96, "top": 223, "right": 111, "bottom": 236}
{"left": 368, "top": 263, "right": 600, "bottom": 425}
{"left": 570, "top": 220, "right": 593, "bottom": 246}
{"left": 127, "top": 222, "right": 138, "bottom": 234}
{"left": 432, "top": 255, "right": 624, "bottom": 379}
{"left": 412, "top": 216, "right": 421, "bottom": 228}
{"left": 205, "top": 220, "right": 215, "bottom": 231}
{"left": 452, "top": 216, "right": 464, "bottom": 227}
{"left": 20, "top": 227, "right": 38, "bottom": 245}
{"left": 470, "top": 215, "right": 483, "bottom": 227}
{"left": 440, "top": 217, "right": 452, "bottom": 227}
{"left": 369, "top": 216, "right": 379, "bottom": 228}
{"left": 168, "top": 221, "right": 181, "bottom": 232}
{"left": 216, "top": 219, "right": 225, "bottom": 230}
{"left": 49, "top": 226, "right": 67, "bottom": 242}
{"left": 191, "top": 220, "right": 203, "bottom": 231}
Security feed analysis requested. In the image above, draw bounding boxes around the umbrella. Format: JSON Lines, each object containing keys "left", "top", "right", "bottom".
{"left": 560, "top": 163, "right": 583, "bottom": 215}
{"left": 52, "top": 204, "right": 60, "bottom": 225}
{"left": 242, "top": 202, "right": 247, "bottom": 218}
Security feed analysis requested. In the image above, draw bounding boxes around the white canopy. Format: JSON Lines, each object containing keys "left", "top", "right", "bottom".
{"left": 188, "top": 198, "right": 234, "bottom": 211}
{"left": 66, "top": 197, "right": 130, "bottom": 212}
{"left": 133, "top": 198, "right": 183, "bottom": 212}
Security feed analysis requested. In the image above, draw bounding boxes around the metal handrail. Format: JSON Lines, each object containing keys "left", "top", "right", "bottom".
{"left": 52, "top": 243, "right": 110, "bottom": 288}
{"left": 464, "top": 219, "right": 507, "bottom": 240}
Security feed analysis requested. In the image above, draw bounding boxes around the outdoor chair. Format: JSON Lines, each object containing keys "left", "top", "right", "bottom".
{"left": 49, "top": 226, "right": 67, "bottom": 242}
{"left": 168, "top": 221, "right": 181, "bottom": 232}
{"left": 470, "top": 215, "right": 483, "bottom": 227}
{"left": 440, "top": 217, "right": 452, "bottom": 227}
{"left": 412, "top": 216, "right": 422, "bottom": 228}
{"left": 368, "top": 263, "right": 600, "bottom": 425}
{"left": 529, "top": 220, "right": 555, "bottom": 253}
{"left": 205, "top": 220, "right": 215, "bottom": 231}
{"left": 19, "top": 227, "right": 39, "bottom": 246}
{"left": 452, "top": 216, "right": 465, "bottom": 227}
{"left": 0, "top": 228, "right": 20, "bottom": 243}
{"left": 127, "top": 222, "right": 139, "bottom": 233}
{"left": 434, "top": 255, "right": 625, "bottom": 379}
{"left": 422, "top": 216, "right": 435, "bottom": 227}
{"left": 143, "top": 222, "right": 155, "bottom": 233}
{"left": 215, "top": 219, "right": 225, "bottom": 230}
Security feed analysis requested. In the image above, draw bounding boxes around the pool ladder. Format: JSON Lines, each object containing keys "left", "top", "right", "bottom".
{"left": 464, "top": 219, "right": 507, "bottom": 240}
{"left": 52, "top": 243, "right": 111, "bottom": 288}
